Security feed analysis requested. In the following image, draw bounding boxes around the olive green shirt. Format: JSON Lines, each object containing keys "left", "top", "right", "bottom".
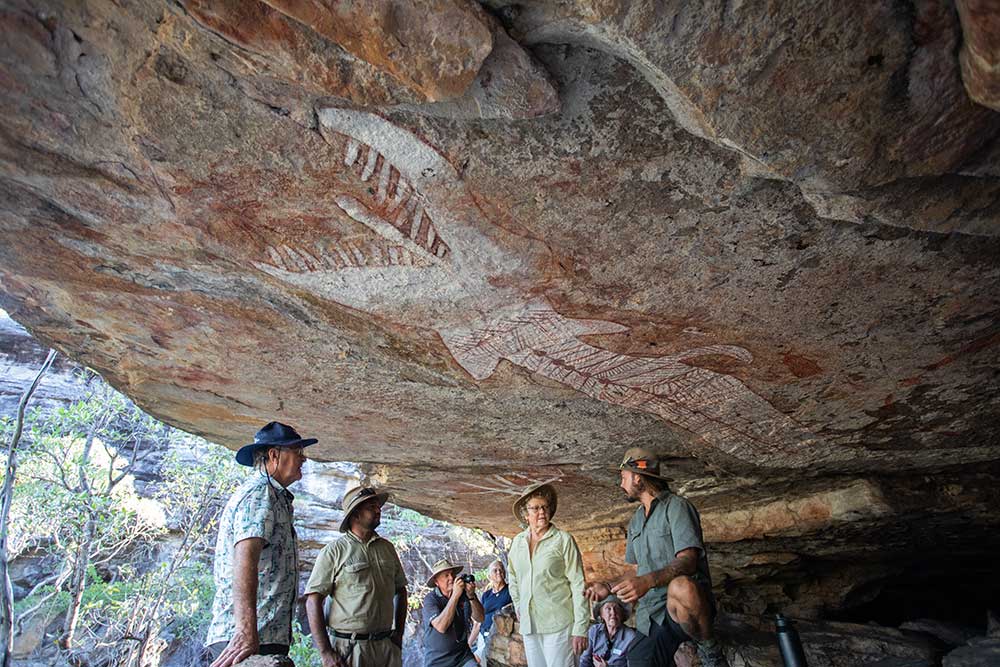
{"left": 625, "top": 491, "right": 712, "bottom": 635}
{"left": 305, "top": 531, "right": 406, "bottom": 633}
{"left": 507, "top": 524, "right": 589, "bottom": 637}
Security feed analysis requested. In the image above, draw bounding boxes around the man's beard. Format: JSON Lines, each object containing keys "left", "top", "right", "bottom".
{"left": 623, "top": 483, "right": 641, "bottom": 503}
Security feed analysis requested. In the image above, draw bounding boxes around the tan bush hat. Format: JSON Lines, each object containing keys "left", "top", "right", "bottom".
{"left": 511, "top": 482, "right": 558, "bottom": 524}
{"left": 339, "top": 486, "right": 389, "bottom": 532}
{"left": 426, "top": 558, "right": 463, "bottom": 588}
{"left": 619, "top": 447, "right": 671, "bottom": 481}
{"left": 593, "top": 594, "right": 631, "bottom": 623}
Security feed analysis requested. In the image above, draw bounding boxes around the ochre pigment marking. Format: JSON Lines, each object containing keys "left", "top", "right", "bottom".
{"left": 458, "top": 471, "right": 566, "bottom": 496}
{"left": 253, "top": 108, "right": 823, "bottom": 468}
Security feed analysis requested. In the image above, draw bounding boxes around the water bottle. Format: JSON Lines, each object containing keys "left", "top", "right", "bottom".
{"left": 775, "top": 614, "right": 808, "bottom": 667}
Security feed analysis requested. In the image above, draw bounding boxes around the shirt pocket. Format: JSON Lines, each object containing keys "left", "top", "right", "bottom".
{"left": 340, "top": 560, "right": 373, "bottom": 594}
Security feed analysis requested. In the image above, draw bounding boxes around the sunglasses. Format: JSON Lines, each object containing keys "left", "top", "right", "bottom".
{"left": 619, "top": 455, "right": 651, "bottom": 471}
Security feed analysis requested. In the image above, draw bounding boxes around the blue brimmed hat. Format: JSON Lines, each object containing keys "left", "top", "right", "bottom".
{"left": 236, "top": 421, "right": 318, "bottom": 466}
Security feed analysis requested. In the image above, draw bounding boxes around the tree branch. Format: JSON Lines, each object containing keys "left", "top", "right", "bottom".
{"left": 0, "top": 349, "right": 57, "bottom": 667}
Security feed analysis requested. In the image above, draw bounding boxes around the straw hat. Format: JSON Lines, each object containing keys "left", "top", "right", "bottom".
{"left": 511, "top": 483, "right": 558, "bottom": 524}
{"left": 339, "top": 486, "right": 389, "bottom": 533}
{"left": 593, "top": 594, "right": 631, "bottom": 623}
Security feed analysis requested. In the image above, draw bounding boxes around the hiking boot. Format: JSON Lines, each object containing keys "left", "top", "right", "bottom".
{"left": 696, "top": 638, "right": 731, "bottom": 667}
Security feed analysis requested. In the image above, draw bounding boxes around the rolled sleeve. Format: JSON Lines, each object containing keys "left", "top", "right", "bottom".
{"left": 231, "top": 484, "right": 274, "bottom": 545}
{"left": 422, "top": 590, "right": 446, "bottom": 627}
{"left": 305, "top": 543, "right": 339, "bottom": 596}
{"left": 668, "top": 497, "right": 705, "bottom": 556}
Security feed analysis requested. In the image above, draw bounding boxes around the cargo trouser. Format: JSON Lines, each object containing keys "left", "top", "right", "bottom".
{"left": 331, "top": 635, "right": 402, "bottom": 667}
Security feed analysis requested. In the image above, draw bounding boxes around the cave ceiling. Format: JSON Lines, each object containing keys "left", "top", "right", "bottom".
{"left": 2, "top": 0, "right": 1000, "bottom": 612}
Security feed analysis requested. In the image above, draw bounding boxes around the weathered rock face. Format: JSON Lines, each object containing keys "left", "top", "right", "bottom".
{"left": 1, "top": 0, "right": 1000, "bottom": 623}
{"left": 0, "top": 314, "right": 500, "bottom": 665}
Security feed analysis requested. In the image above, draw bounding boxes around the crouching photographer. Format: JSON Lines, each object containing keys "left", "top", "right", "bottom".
{"left": 423, "top": 560, "right": 484, "bottom": 667}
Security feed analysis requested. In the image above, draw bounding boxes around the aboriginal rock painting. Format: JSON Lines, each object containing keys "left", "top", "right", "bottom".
{"left": 254, "top": 108, "right": 818, "bottom": 468}
{"left": 458, "top": 471, "right": 565, "bottom": 496}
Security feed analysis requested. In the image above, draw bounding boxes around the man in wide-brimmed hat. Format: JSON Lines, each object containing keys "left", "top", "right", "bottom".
{"left": 578, "top": 596, "right": 637, "bottom": 667}
{"left": 422, "top": 558, "right": 484, "bottom": 667}
{"left": 508, "top": 483, "right": 590, "bottom": 667}
{"left": 305, "top": 486, "right": 407, "bottom": 667}
{"left": 205, "top": 422, "right": 318, "bottom": 667}
{"left": 584, "top": 448, "right": 728, "bottom": 667}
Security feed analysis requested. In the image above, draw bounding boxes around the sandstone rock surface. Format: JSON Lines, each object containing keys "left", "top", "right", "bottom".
{"left": 1, "top": 0, "right": 999, "bottom": 619}
{"left": 957, "top": 0, "right": 1000, "bottom": 111}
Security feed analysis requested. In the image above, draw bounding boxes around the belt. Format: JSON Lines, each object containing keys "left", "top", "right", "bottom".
{"left": 332, "top": 630, "right": 394, "bottom": 641}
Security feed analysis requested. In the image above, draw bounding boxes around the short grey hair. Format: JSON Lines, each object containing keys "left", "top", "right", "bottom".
{"left": 520, "top": 486, "right": 556, "bottom": 522}
{"left": 489, "top": 559, "right": 506, "bottom": 579}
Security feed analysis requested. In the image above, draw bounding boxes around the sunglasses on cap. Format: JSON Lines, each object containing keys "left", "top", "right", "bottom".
{"left": 619, "top": 455, "right": 652, "bottom": 471}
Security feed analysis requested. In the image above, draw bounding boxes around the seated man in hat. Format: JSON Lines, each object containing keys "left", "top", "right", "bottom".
{"left": 305, "top": 486, "right": 408, "bottom": 667}
{"left": 204, "top": 421, "right": 318, "bottom": 667}
{"left": 584, "top": 447, "right": 728, "bottom": 667}
{"left": 423, "top": 559, "right": 484, "bottom": 667}
{"left": 578, "top": 596, "right": 638, "bottom": 667}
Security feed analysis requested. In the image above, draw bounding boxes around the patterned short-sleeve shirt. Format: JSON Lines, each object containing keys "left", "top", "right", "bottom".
{"left": 205, "top": 474, "right": 298, "bottom": 647}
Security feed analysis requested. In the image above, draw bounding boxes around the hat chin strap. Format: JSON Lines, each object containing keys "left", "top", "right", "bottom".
{"left": 259, "top": 449, "right": 285, "bottom": 490}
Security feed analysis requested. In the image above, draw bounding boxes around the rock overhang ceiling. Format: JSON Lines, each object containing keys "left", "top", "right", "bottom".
{"left": 2, "top": 0, "right": 1000, "bottom": 615}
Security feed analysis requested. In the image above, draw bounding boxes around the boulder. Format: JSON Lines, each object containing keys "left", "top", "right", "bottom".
{"left": 899, "top": 619, "right": 980, "bottom": 648}
{"left": 943, "top": 638, "right": 1000, "bottom": 667}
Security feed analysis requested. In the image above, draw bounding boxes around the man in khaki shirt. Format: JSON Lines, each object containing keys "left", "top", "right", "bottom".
{"left": 305, "top": 486, "right": 408, "bottom": 667}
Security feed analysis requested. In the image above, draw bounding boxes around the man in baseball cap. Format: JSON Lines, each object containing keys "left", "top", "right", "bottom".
{"left": 304, "top": 485, "right": 407, "bottom": 667}
{"left": 584, "top": 447, "right": 728, "bottom": 667}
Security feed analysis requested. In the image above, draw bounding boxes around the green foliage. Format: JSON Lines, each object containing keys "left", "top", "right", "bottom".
{"left": 82, "top": 562, "right": 216, "bottom": 636}
{"left": 6, "top": 383, "right": 169, "bottom": 562}
{"left": 13, "top": 584, "right": 69, "bottom": 620}
{"left": 289, "top": 619, "right": 323, "bottom": 667}
{"left": 4, "top": 372, "right": 244, "bottom": 663}
{"left": 394, "top": 507, "right": 434, "bottom": 527}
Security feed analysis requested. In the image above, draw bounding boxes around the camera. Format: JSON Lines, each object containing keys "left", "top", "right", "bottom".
{"left": 458, "top": 573, "right": 475, "bottom": 599}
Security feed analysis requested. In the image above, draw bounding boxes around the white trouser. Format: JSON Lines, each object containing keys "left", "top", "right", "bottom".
{"left": 475, "top": 633, "right": 488, "bottom": 665}
{"left": 523, "top": 627, "right": 574, "bottom": 667}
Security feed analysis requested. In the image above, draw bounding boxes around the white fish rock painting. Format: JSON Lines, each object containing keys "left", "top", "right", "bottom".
{"left": 253, "top": 107, "right": 820, "bottom": 468}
